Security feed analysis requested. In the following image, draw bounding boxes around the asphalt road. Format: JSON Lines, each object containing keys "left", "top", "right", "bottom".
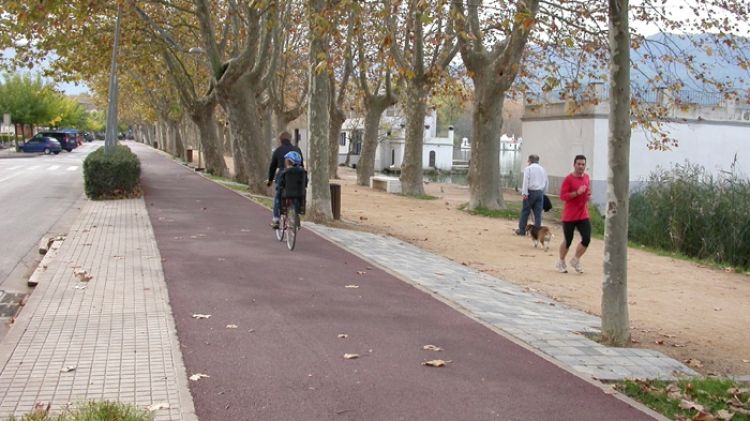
{"left": 136, "top": 143, "right": 655, "bottom": 421}
{"left": 0, "top": 143, "right": 95, "bottom": 291}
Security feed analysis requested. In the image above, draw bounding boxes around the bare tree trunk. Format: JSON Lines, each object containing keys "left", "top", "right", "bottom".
{"left": 328, "top": 103, "right": 345, "bottom": 179}
{"left": 601, "top": 0, "right": 631, "bottom": 347}
{"left": 189, "top": 102, "right": 228, "bottom": 177}
{"left": 356, "top": 98, "right": 392, "bottom": 186}
{"left": 169, "top": 119, "right": 185, "bottom": 159}
{"left": 307, "top": 0, "right": 332, "bottom": 222}
{"left": 468, "top": 85, "right": 503, "bottom": 210}
{"left": 400, "top": 84, "right": 427, "bottom": 195}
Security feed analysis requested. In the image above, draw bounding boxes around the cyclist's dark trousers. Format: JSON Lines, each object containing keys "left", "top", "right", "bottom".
{"left": 273, "top": 175, "right": 283, "bottom": 220}
{"left": 562, "top": 219, "right": 591, "bottom": 248}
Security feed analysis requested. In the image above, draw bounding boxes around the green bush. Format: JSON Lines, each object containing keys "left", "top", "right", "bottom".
{"left": 629, "top": 162, "right": 750, "bottom": 270}
{"left": 83, "top": 145, "right": 141, "bottom": 199}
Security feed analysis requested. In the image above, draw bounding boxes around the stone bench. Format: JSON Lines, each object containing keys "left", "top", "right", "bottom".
{"left": 370, "top": 175, "right": 402, "bottom": 194}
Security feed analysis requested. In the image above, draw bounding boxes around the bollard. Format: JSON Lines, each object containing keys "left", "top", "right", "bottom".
{"left": 330, "top": 183, "right": 341, "bottom": 220}
{"left": 186, "top": 149, "right": 193, "bottom": 163}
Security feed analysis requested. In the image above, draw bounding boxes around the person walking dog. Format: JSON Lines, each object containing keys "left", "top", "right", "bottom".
{"left": 515, "top": 154, "right": 548, "bottom": 237}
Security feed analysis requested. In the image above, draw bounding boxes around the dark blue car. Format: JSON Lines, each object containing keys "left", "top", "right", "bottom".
{"left": 17, "top": 135, "right": 62, "bottom": 154}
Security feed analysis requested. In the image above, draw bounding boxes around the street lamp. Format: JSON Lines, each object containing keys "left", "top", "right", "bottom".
{"left": 104, "top": 6, "right": 122, "bottom": 154}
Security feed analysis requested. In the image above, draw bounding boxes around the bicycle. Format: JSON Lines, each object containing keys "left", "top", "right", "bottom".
{"left": 274, "top": 197, "right": 301, "bottom": 251}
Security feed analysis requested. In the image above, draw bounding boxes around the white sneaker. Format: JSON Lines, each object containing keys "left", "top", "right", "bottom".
{"left": 556, "top": 260, "right": 568, "bottom": 273}
{"left": 569, "top": 257, "right": 583, "bottom": 273}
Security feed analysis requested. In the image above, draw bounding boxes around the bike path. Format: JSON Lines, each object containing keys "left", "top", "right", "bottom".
{"left": 135, "top": 144, "right": 656, "bottom": 420}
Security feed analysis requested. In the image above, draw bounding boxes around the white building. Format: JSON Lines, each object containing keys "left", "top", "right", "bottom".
{"left": 338, "top": 108, "right": 455, "bottom": 171}
{"left": 521, "top": 84, "right": 750, "bottom": 208}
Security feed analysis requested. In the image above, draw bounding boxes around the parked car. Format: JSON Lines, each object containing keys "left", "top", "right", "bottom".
{"left": 38, "top": 130, "right": 78, "bottom": 152}
{"left": 82, "top": 132, "right": 94, "bottom": 142}
{"left": 17, "top": 135, "right": 62, "bottom": 154}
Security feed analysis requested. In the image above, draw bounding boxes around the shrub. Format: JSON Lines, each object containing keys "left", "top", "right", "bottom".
{"left": 629, "top": 161, "right": 750, "bottom": 270}
{"left": 6, "top": 400, "right": 153, "bottom": 421}
{"left": 83, "top": 145, "right": 141, "bottom": 199}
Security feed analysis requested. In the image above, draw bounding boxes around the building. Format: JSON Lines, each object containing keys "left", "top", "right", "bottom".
{"left": 521, "top": 84, "right": 750, "bottom": 208}
{"left": 338, "top": 108, "right": 455, "bottom": 171}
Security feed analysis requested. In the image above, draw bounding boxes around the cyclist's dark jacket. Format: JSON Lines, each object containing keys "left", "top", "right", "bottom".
{"left": 279, "top": 166, "right": 308, "bottom": 198}
{"left": 268, "top": 143, "right": 303, "bottom": 182}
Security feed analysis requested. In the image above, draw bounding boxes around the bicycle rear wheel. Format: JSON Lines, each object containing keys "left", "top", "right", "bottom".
{"left": 286, "top": 208, "right": 298, "bottom": 250}
{"left": 275, "top": 214, "right": 286, "bottom": 241}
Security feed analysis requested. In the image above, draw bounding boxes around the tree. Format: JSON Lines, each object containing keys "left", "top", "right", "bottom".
{"left": 451, "top": 0, "right": 540, "bottom": 210}
{"left": 306, "top": 0, "right": 333, "bottom": 222}
{"left": 353, "top": 5, "right": 398, "bottom": 186}
{"left": 327, "top": 13, "right": 355, "bottom": 179}
{"left": 387, "top": 0, "right": 458, "bottom": 195}
{"left": 601, "top": 0, "right": 631, "bottom": 347}
{"left": 0, "top": 73, "right": 59, "bottom": 126}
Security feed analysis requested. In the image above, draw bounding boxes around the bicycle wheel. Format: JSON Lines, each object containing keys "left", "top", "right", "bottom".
{"left": 275, "top": 214, "right": 286, "bottom": 241}
{"left": 286, "top": 208, "right": 297, "bottom": 250}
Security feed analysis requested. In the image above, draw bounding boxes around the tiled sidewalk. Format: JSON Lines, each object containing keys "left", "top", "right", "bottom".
{"left": 308, "top": 223, "right": 698, "bottom": 381}
{"left": 0, "top": 199, "right": 195, "bottom": 420}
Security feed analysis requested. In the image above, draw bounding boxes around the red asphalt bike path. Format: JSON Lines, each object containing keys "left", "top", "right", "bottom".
{"left": 135, "top": 144, "right": 655, "bottom": 420}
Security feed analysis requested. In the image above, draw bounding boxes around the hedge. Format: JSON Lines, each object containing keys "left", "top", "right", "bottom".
{"left": 83, "top": 144, "right": 141, "bottom": 199}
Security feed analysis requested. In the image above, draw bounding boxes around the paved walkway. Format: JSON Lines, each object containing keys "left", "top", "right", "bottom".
{"left": 0, "top": 142, "right": 689, "bottom": 420}
{"left": 0, "top": 199, "right": 195, "bottom": 419}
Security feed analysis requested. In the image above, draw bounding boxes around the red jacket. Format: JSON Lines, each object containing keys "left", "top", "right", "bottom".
{"left": 560, "top": 173, "right": 591, "bottom": 222}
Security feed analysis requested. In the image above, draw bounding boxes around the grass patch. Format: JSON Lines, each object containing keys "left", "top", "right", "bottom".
{"left": 6, "top": 400, "right": 153, "bottom": 420}
{"left": 463, "top": 203, "right": 522, "bottom": 220}
{"left": 616, "top": 378, "right": 750, "bottom": 420}
{"left": 398, "top": 193, "right": 438, "bottom": 200}
{"left": 251, "top": 196, "right": 273, "bottom": 209}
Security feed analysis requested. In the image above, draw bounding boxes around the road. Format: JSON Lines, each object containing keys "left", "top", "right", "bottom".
{"left": 0, "top": 143, "right": 96, "bottom": 294}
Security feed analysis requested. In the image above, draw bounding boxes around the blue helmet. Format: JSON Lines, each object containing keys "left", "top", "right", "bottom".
{"left": 284, "top": 151, "right": 302, "bottom": 165}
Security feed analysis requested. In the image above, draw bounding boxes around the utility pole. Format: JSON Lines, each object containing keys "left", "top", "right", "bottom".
{"left": 104, "top": 6, "right": 122, "bottom": 154}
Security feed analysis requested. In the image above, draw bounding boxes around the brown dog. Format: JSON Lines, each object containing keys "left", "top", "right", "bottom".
{"left": 526, "top": 224, "right": 553, "bottom": 252}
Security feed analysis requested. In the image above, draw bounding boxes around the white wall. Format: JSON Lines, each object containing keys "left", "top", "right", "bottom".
{"left": 521, "top": 117, "right": 598, "bottom": 193}
{"left": 523, "top": 114, "right": 750, "bottom": 207}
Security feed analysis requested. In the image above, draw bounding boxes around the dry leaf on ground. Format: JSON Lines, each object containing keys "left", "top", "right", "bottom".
{"left": 344, "top": 285, "right": 359, "bottom": 289}
{"left": 422, "top": 359, "right": 451, "bottom": 367}
{"left": 60, "top": 366, "right": 76, "bottom": 373}
{"left": 189, "top": 373, "right": 210, "bottom": 381}
{"left": 226, "top": 324, "right": 238, "bottom": 329}
{"left": 423, "top": 345, "right": 443, "bottom": 352}
{"left": 691, "top": 411, "right": 716, "bottom": 421}
{"left": 146, "top": 402, "right": 170, "bottom": 412}
{"left": 74, "top": 285, "right": 87, "bottom": 290}
{"left": 73, "top": 269, "right": 92, "bottom": 282}
{"left": 343, "top": 353, "right": 359, "bottom": 359}
{"left": 337, "top": 334, "right": 349, "bottom": 339}
{"left": 716, "top": 409, "right": 735, "bottom": 420}
{"left": 684, "top": 358, "right": 704, "bottom": 368}
{"left": 678, "top": 399, "right": 704, "bottom": 412}
{"left": 192, "top": 314, "right": 211, "bottom": 319}
{"left": 356, "top": 271, "right": 366, "bottom": 275}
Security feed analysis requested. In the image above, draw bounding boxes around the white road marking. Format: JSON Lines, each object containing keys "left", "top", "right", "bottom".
{"left": 67, "top": 166, "right": 78, "bottom": 171}
{"left": 47, "top": 165, "right": 61, "bottom": 171}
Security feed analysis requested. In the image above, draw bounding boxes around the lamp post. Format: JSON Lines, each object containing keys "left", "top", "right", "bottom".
{"left": 104, "top": 6, "right": 122, "bottom": 154}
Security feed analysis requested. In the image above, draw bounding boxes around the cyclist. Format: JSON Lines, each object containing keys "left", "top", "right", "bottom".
{"left": 278, "top": 151, "right": 308, "bottom": 225}
{"left": 267, "top": 131, "right": 303, "bottom": 228}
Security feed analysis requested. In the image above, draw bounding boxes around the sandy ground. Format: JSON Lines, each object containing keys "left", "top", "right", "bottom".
{"left": 327, "top": 167, "right": 750, "bottom": 377}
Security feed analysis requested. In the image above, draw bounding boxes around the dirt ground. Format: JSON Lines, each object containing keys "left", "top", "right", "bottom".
{"left": 328, "top": 167, "right": 750, "bottom": 377}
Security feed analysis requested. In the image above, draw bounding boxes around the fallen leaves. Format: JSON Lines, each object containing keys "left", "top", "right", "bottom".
{"left": 189, "top": 373, "right": 210, "bottom": 381}
{"left": 146, "top": 402, "right": 170, "bottom": 412}
{"left": 192, "top": 314, "right": 211, "bottom": 319}
{"left": 60, "top": 365, "right": 76, "bottom": 373}
{"left": 421, "top": 359, "right": 451, "bottom": 367}
{"left": 226, "top": 324, "right": 238, "bottom": 329}
{"left": 73, "top": 268, "right": 92, "bottom": 282}
{"left": 337, "top": 334, "right": 349, "bottom": 339}
{"left": 684, "top": 358, "right": 704, "bottom": 368}
{"left": 343, "top": 353, "right": 359, "bottom": 360}
{"left": 422, "top": 344, "right": 443, "bottom": 352}
{"left": 344, "top": 285, "right": 359, "bottom": 289}
{"left": 356, "top": 271, "right": 367, "bottom": 275}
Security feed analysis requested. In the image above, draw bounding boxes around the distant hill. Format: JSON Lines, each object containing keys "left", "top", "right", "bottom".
{"left": 518, "top": 33, "right": 750, "bottom": 95}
